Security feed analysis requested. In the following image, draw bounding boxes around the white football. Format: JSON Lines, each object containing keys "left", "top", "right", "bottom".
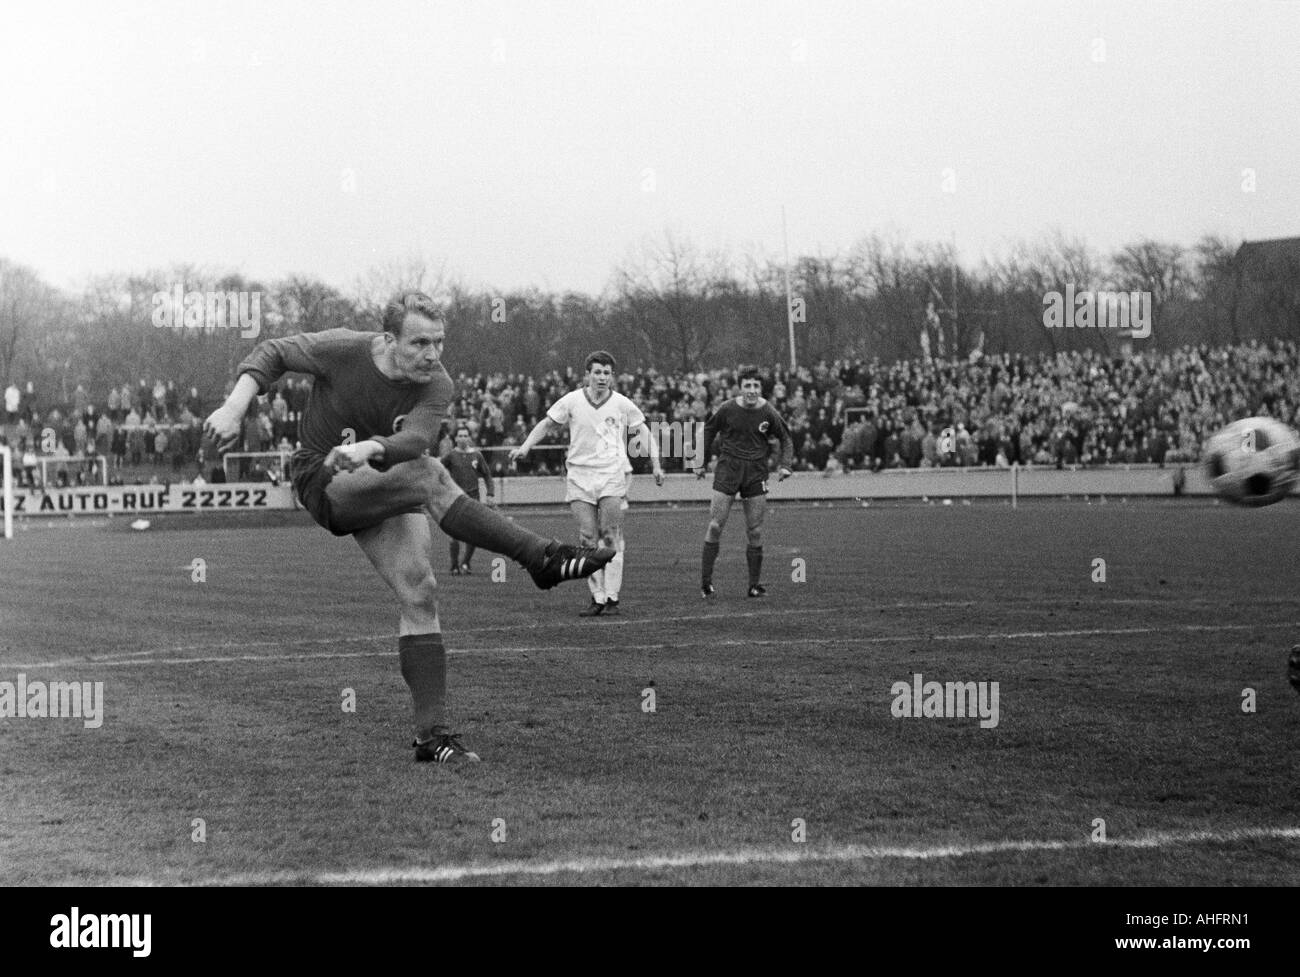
{"left": 1202, "top": 416, "right": 1300, "bottom": 507}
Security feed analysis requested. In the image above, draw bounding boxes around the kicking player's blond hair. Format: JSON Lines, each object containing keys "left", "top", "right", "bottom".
{"left": 382, "top": 291, "right": 443, "bottom": 337}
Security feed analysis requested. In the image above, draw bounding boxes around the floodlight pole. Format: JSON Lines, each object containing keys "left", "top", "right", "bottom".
{"left": 951, "top": 230, "right": 958, "bottom": 336}
{"left": 783, "top": 206, "right": 796, "bottom": 372}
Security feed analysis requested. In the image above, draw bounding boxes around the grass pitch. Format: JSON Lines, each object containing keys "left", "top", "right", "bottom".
{"left": 1, "top": 498, "right": 1298, "bottom": 885}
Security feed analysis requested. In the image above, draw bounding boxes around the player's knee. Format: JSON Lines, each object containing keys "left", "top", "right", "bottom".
{"left": 746, "top": 527, "right": 762, "bottom": 546}
{"left": 706, "top": 521, "right": 723, "bottom": 541}
{"left": 421, "top": 457, "right": 457, "bottom": 497}
{"left": 399, "top": 567, "right": 439, "bottom": 612}
{"left": 600, "top": 529, "right": 619, "bottom": 549}
{"left": 579, "top": 529, "right": 599, "bottom": 547}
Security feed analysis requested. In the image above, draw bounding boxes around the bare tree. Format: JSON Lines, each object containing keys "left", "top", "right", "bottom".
{"left": 1110, "top": 238, "right": 1188, "bottom": 344}
{"left": 275, "top": 276, "right": 359, "bottom": 335}
{"left": 353, "top": 255, "right": 449, "bottom": 328}
{"left": 1190, "top": 235, "right": 1240, "bottom": 343}
{"left": 847, "top": 232, "right": 926, "bottom": 362}
{"left": 792, "top": 253, "right": 859, "bottom": 362}
{"left": 611, "top": 230, "right": 728, "bottom": 373}
{"left": 0, "top": 258, "right": 62, "bottom": 391}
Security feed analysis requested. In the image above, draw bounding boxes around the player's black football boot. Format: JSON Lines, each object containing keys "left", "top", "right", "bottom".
{"left": 701, "top": 584, "right": 716, "bottom": 600}
{"left": 530, "top": 541, "right": 615, "bottom": 590}
{"left": 746, "top": 584, "right": 767, "bottom": 599}
{"left": 414, "top": 733, "right": 481, "bottom": 764}
{"left": 579, "top": 599, "right": 606, "bottom": 617}
{"left": 602, "top": 598, "right": 620, "bottom": 615}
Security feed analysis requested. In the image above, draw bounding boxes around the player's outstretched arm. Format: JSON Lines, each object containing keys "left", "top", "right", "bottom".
{"left": 207, "top": 330, "right": 346, "bottom": 454}
{"left": 632, "top": 422, "right": 665, "bottom": 486}
{"left": 478, "top": 450, "right": 497, "bottom": 503}
{"left": 773, "top": 407, "right": 795, "bottom": 480}
{"left": 509, "top": 417, "right": 557, "bottom": 462}
{"left": 696, "top": 411, "right": 720, "bottom": 478}
{"left": 203, "top": 374, "right": 260, "bottom": 453}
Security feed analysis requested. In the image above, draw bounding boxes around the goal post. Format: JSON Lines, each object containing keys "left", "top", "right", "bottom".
{"left": 38, "top": 453, "right": 108, "bottom": 487}
{"left": 221, "top": 450, "right": 294, "bottom": 484}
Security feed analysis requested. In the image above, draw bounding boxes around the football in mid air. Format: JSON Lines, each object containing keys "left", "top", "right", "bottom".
{"left": 1202, "top": 416, "right": 1300, "bottom": 507}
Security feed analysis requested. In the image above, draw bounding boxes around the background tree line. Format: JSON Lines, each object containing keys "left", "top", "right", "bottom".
{"left": 1, "top": 228, "right": 1296, "bottom": 405}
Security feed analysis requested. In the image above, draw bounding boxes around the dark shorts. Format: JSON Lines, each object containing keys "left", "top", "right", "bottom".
{"left": 292, "top": 453, "right": 426, "bottom": 537}
{"left": 292, "top": 454, "right": 344, "bottom": 535}
{"left": 712, "top": 454, "right": 769, "bottom": 499}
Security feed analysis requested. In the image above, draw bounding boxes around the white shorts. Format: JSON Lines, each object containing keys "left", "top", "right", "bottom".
{"left": 565, "top": 467, "right": 629, "bottom": 505}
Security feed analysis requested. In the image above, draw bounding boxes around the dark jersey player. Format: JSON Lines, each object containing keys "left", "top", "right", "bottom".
{"left": 440, "top": 425, "right": 494, "bottom": 575}
{"left": 202, "top": 291, "right": 612, "bottom": 764}
{"left": 696, "top": 367, "right": 794, "bottom": 598}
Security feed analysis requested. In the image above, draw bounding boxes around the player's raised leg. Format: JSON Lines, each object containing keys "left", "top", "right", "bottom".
{"left": 324, "top": 456, "right": 613, "bottom": 589}
{"left": 741, "top": 493, "right": 767, "bottom": 597}
{"left": 353, "top": 512, "right": 479, "bottom": 763}
{"left": 701, "top": 490, "right": 734, "bottom": 598}
{"left": 596, "top": 493, "right": 626, "bottom": 613}
{"left": 571, "top": 499, "right": 605, "bottom": 616}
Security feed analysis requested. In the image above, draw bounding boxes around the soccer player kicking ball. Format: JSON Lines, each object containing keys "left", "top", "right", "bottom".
{"left": 440, "top": 425, "right": 495, "bottom": 575}
{"left": 509, "top": 351, "right": 663, "bottom": 618}
{"left": 696, "top": 368, "right": 793, "bottom": 598}
{"left": 203, "top": 292, "right": 613, "bottom": 764}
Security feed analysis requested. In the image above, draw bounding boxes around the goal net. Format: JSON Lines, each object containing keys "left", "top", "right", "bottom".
{"left": 220, "top": 451, "right": 293, "bottom": 484}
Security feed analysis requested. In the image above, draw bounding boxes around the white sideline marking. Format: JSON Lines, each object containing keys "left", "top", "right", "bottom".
{"left": 7, "top": 602, "right": 966, "bottom": 667}
{"left": 133, "top": 826, "right": 1300, "bottom": 885}
{"left": 9, "top": 594, "right": 1274, "bottom": 668}
{"left": 13, "top": 619, "right": 1300, "bottom": 670}
{"left": 928, "top": 621, "right": 1300, "bottom": 642}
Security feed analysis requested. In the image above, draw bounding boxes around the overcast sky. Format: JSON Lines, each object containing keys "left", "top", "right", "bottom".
{"left": 2, "top": 1, "right": 1297, "bottom": 295}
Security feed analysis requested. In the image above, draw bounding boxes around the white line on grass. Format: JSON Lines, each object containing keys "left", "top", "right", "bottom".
{"left": 13, "top": 619, "right": 1300, "bottom": 669}
{"left": 128, "top": 826, "right": 1300, "bottom": 885}
{"left": 6, "top": 602, "right": 968, "bottom": 667}
{"left": 927, "top": 621, "right": 1300, "bottom": 642}
{"left": 14, "top": 595, "right": 1270, "bottom": 667}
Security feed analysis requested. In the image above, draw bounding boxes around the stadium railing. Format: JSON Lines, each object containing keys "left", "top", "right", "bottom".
{"left": 451, "top": 456, "right": 1225, "bottom": 506}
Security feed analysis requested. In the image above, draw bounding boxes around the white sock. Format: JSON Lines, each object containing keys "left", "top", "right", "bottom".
{"left": 588, "top": 568, "right": 605, "bottom": 602}
{"left": 604, "top": 539, "right": 624, "bottom": 600}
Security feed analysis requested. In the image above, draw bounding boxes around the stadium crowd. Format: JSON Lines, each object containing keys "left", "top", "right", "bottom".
{"left": 3, "top": 339, "right": 1298, "bottom": 487}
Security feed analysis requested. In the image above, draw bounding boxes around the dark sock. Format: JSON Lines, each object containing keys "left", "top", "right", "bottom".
{"left": 438, "top": 494, "right": 548, "bottom": 570}
{"left": 746, "top": 545, "right": 762, "bottom": 588}
{"left": 449, "top": 540, "right": 460, "bottom": 567}
{"left": 462, "top": 544, "right": 476, "bottom": 567}
{"left": 399, "top": 633, "right": 447, "bottom": 741}
{"left": 702, "top": 539, "right": 720, "bottom": 586}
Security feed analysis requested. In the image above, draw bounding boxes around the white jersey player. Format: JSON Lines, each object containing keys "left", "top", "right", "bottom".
{"left": 510, "top": 351, "right": 663, "bottom": 616}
